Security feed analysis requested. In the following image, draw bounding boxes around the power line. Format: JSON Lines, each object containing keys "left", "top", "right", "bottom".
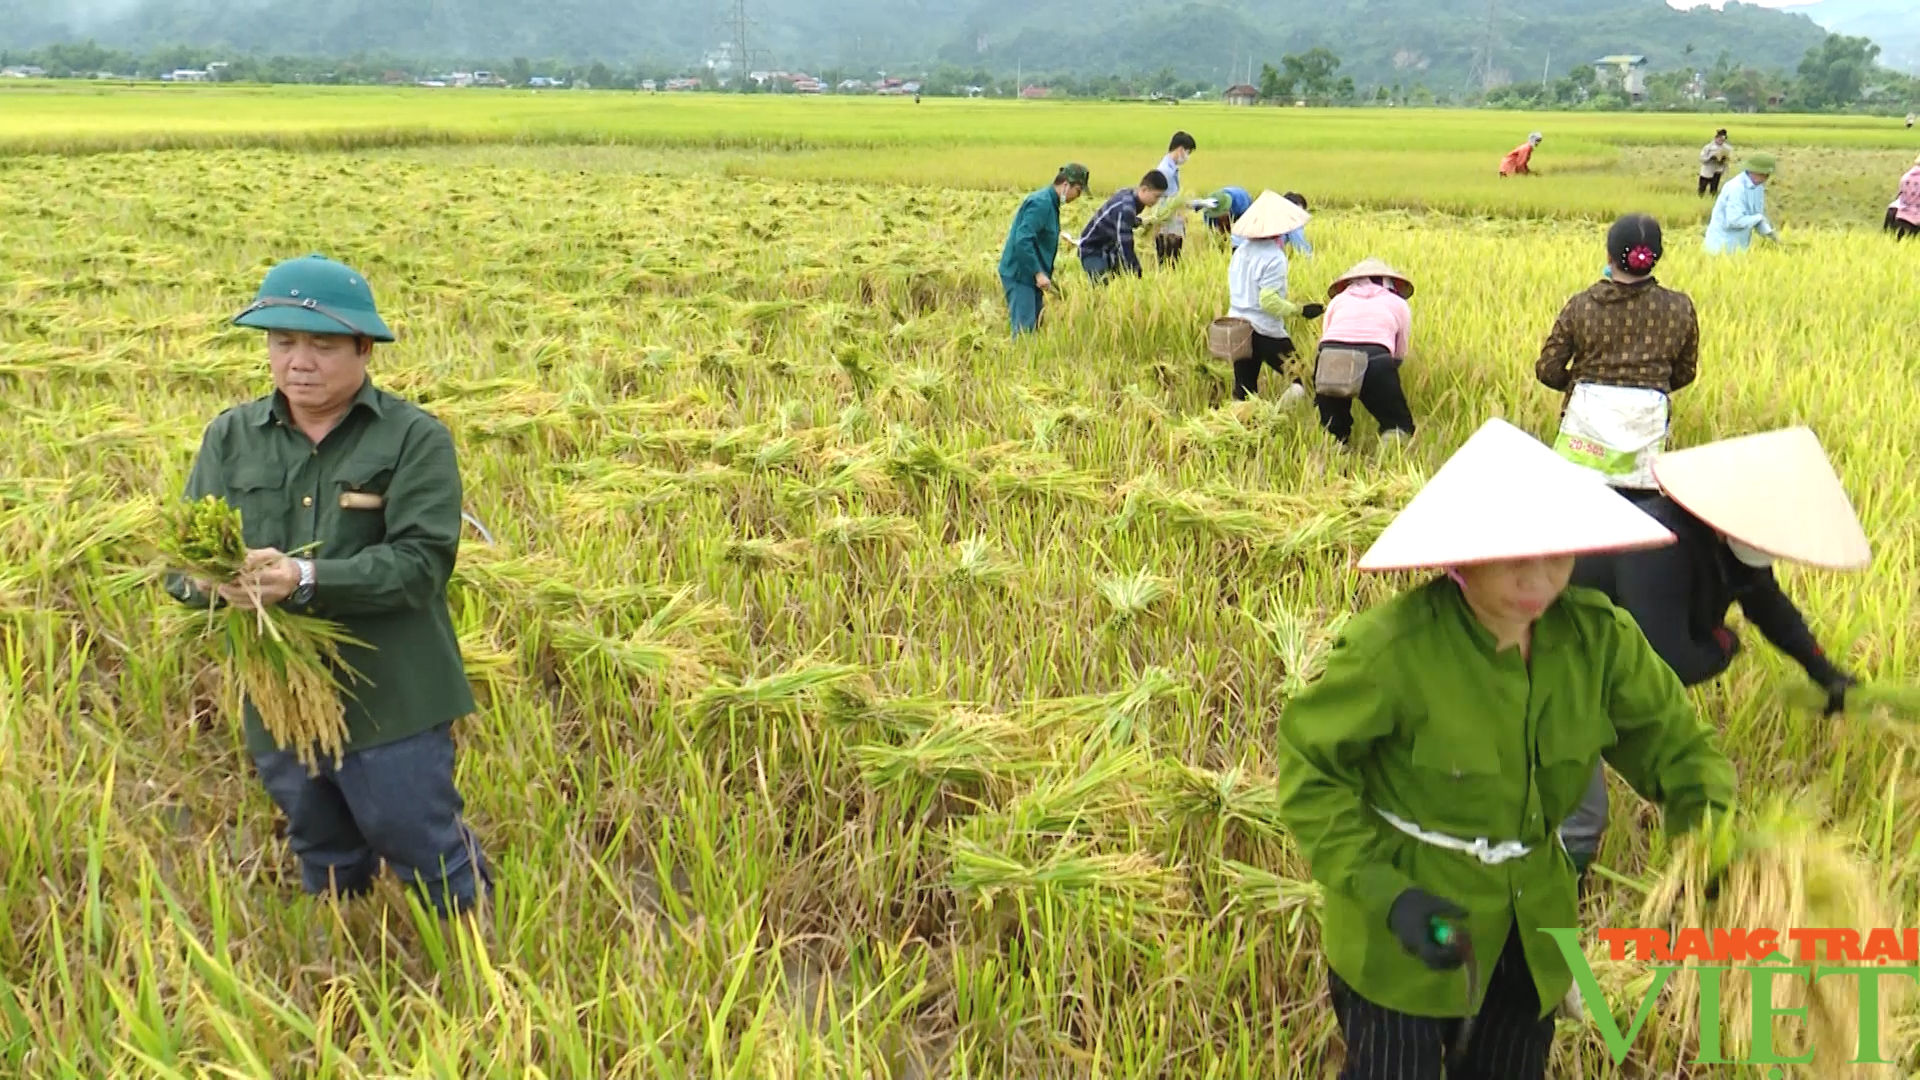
{"left": 1466, "top": 0, "right": 1501, "bottom": 91}
{"left": 711, "top": 0, "right": 767, "bottom": 88}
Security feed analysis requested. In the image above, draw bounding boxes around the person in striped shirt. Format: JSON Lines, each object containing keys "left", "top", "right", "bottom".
{"left": 1077, "top": 170, "right": 1168, "bottom": 283}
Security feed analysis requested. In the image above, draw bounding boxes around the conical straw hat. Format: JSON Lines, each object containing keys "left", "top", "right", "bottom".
{"left": 1328, "top": 258, "right": 1415, "bottom": 299}
{"left": 1651, "top": 427, "right": 1870, "bottom": 570}
{"left": 1232, "top": 190, "right": 1311, "bottom": 239}
{"left": 1358, "top": 418, "right": 1675, "bottom": 572}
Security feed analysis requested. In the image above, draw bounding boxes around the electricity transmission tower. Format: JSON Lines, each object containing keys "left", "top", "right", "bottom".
{"left": 715, "top": 0, "right": 768, "bottom": 89}
{"left": 1465, "top": 0, "right": 1501, "bottom": 91}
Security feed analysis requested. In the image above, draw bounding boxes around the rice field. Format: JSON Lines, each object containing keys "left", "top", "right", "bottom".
{"left": 1, "top": 88, "right": 1918, "bottom": 1078}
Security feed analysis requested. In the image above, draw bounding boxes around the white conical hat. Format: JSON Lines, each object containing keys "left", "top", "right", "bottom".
{"left": 1232, "top": 190, "right": 1311, "bottom": 239}
{"left": 1358, "top": 418, "right": 1676, "bottom": 572}
{"left": 1651, "top": 427, "right": 1870, "bottom": 570}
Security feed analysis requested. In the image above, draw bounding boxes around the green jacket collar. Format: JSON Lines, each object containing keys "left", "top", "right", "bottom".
{"left": 1433, "top": 575, "right": 1567, "bottom": 664}
{"left": 259, "top": 377, "right": 386, "bottom": 427}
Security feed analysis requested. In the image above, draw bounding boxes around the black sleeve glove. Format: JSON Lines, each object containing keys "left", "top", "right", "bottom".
{"left": 1822, "top": 671, "right": 1858, "bottom": 717}
{"left": 1388, "top": 888, "right": 1469, "bottom": 970}
{"left": 1301, "top": 303, "right": 1326, "bottom": 319}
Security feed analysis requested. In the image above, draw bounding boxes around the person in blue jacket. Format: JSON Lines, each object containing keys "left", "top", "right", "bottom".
{"left": 1199, "top": 186, "right": 1254, "bottom": 247}
{"left": 1200, "top": 188, "right": 1313, "bottom": 256}
{"left": 1704, "top": 153, "right": 1780, "bottom": 254}
{"left": 997, "top": 163, "right": 1089, "bottom": 336}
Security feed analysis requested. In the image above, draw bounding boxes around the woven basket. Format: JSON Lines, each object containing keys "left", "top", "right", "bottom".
{"left": 1207, "top": 316, "right": 1254, "bottom": 360}
{"left": 1313, "top": 345, "right": 1371, "bottom": 399}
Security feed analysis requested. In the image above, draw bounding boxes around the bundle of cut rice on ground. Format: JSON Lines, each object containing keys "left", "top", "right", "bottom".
{"left": 159, "top": 494, "right": 363, "bottom": 773}
{"left": 1637, "top": 795, "right": 1915, "bottom": 1076}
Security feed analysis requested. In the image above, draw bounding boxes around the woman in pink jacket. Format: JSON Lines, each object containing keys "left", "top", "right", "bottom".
{"left": 1314, "top": 259, "right": 1416, "bottom": 447}
{"left": 1886, "top": 154, "right": 1920, "bottom": 239}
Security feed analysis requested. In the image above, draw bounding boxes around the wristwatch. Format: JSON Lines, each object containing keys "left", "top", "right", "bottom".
{"left": 290, "top": 558, "right": 316, "bottom": 605}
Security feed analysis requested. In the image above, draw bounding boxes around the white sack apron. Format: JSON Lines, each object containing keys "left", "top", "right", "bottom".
{"left": 1552, "top": 383, "right": 1669, "bottom": 489}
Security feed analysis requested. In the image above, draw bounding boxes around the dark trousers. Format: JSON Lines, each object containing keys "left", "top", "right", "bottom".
{"left": 1082, "top": 250, "right": 1137, "bottom": 284}
{"left": 1155, "top": 232, "right": 1184, "bottom": 265}
{"left": 1314, "top": 343, "right": 1416, "bottom": 444}
{"left": 1698, "top": 173, "right": 1723, "bottom": 197}
{"left": 1005, "top": 281, "right": 1043, "bottom": 336}
{"left": 253, "top": 722, "right": 491, "bottom": 917}
{"left": 1888, "top": 208, "right": 1918, "bottom": 239}
{"left": 1232, "top": 332, "right": 1296, "bottom": 401}
{"left": 1328, "top": 927, "right": 1555, "bottom": 1080}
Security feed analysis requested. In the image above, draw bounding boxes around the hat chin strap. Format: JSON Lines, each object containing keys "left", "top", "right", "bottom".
{"left": 239, "top": 296, "right": 371, "bottom": 338}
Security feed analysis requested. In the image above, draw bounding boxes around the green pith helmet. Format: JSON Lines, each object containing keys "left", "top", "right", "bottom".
{"left": 232, "top": 254, "right": 396, "bottom": 342}
{"left": 1740, "top": 152, "right": 1777, "bottom": 175}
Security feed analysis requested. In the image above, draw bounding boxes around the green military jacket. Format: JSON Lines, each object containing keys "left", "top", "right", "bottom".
{"left": 171, "top": 378, "right": 476, "bottom": 756}
{"left": 998, "top": 186, "right": 1062, "bottom": 288}
{"left": 1275, "top": 577, "right": 1736, "bottom": 1018}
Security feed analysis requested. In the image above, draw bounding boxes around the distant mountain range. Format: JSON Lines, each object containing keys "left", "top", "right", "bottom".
{"left": 1784, "top": 0, "right": 1920, "bottom": 71}
{"left": 0, "top": 0, "right": 1857, "bottom": 88}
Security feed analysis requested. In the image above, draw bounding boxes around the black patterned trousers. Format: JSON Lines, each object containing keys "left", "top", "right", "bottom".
{"left": 1326, "top": 926, "right": 1556, "bottom": 1080}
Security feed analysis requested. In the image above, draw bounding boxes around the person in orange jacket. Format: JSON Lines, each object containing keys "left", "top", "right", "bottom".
{"left": 1500, "top": 132, "right": 1543, "bottom": 177}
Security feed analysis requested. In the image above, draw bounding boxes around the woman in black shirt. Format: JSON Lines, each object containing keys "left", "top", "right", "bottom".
{"left": 1557, "top": 427, "right": 1870, "bottom": 879}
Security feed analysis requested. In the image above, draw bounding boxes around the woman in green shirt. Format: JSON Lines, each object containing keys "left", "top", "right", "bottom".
{"left": 1276, "top": 418, "right": 1738, "bottom": 1080}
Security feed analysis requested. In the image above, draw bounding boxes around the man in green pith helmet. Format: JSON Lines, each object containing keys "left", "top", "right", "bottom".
{"left": 1704, "top": 153, "right": 1780, "bottom": 253}
{"left": 167, "top": 253, "right": 492, "bottom": 920}
{"left": 998, "top": 163, "right": 1089, "bottom": 337}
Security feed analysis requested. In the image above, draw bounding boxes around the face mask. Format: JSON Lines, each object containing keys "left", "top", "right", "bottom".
{"left": 1726, "top": 538, "right": 1774, "bottom": 568}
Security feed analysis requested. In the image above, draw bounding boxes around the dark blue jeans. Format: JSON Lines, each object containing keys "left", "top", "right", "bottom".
{"left": 1004, "top": 281, "right": 1043, "bottom": 336}
{"left": 252, "top": 722, "right": 491, "bottom": 917}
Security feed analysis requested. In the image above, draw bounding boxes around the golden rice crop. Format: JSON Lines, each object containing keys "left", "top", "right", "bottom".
{"left": 154, "top": 494, "right": 362, "bottom": 774}
{"left": 0, "top": 111, "right": 1915, "bottom": 1078}
{"left": 1638, "top": 799, "right": 1914, "bottom": 1076}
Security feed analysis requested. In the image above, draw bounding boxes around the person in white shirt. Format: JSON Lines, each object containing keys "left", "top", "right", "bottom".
{"left": 1698, "top": 129, "right": 1732, "bottom": 198}
{"left": 1225, "top": 191, "right": 1323, "bottom": 403}
{"left": 1147, "top": 131, "right": 1196, "bottom": 265}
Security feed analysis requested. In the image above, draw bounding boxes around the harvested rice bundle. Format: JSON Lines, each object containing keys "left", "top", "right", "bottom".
{"left": 160, "top": 495, "right": 363, "bottom": 774}
{"left": 1778, "top": 676, "right": 1920, "bottom": 727}
{"left": 1638, "top": 798, "right": 1911, "bottom": 1076}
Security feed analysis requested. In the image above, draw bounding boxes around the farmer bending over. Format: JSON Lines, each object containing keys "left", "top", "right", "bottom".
{"left": 1078, "top": 170, "right": 1168, "bottom": 283}
{"left": 168, "top": 254, "right": 492, "bottom": 920}
{"left": 1225, "top": 190, "right": 1322, "bottom": 403}
{"left": 1536, "top": 214, "right": 1698, "bottom": 492}
{"left": 1703, "top": 153, "right": 1780, "bottom": 253}
{"left": 1560, "top": 427, "right": 1867, "bottom": 884}
{"left": 1498, "top": 132, "right": 1542, "bottom": 176}
{"left": 1276, "top": 418, "right": 1737, "bottom": 1080}
{"left": 1313, "top": 259, "right": 1416, "bottom": 448}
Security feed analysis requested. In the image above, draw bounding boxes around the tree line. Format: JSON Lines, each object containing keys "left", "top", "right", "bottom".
{"left": 3, "top": 33, "right": 1914, "bottom": 113}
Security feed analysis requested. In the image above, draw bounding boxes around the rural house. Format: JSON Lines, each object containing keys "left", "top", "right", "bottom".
{"left": 1593, "top": 55, "right": 1648, "bottom": 100}
{"left": 1225, "top": 84, "right": 1259, "bottom": 106}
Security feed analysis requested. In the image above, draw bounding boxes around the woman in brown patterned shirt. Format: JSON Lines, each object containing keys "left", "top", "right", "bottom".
{"left": 1536, "top": 214, "right": 1699, "bottom": 494}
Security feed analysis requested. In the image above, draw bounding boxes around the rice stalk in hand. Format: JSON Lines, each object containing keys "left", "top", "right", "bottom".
{"left": 160, "top": 496, "right": 362, "bottom": 774}
{"left": 1776, "top": 677, "right": 1920, "bottom": 728}
{"left": 1637, "top": 798, "right": 1909, "bottom": 1075}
